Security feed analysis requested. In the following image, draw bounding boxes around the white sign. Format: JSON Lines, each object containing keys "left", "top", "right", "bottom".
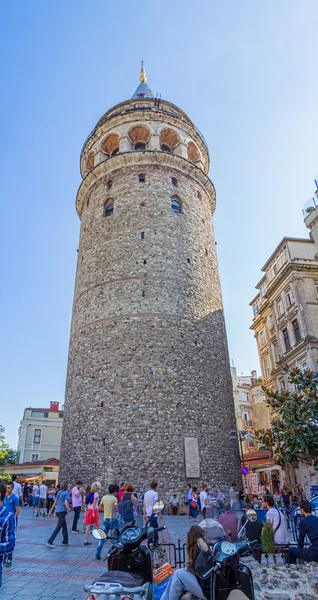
{"left": 184, "top": 437, "right": 200, "bottom": 479}
{"left": 247, "top": 473, "right": 258, "bottom": 495}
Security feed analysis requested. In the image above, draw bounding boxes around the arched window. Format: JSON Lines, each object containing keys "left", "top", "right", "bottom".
{"left": 101, "top": 133, "right": 120, "bottom": 157}
{"left": 86, "top": 152, "right": 95, "bottom": 171}
{"left": 160, "top": 128, "right": 180, "bottom": 153}
{"left": 104, "top": 199, "right": 114, "bottom": 217}
{"left": 187, "top": 141, "right": 201, "bottom": 163}
{"left": 161, "top": 144, "right": 171, "bottom": 152}
{"left": 172, "top": 177, "right": 178, "bottom": 187}
{"left": 171, "top": 196, "right": 182, "bottom": 214}
{"left": 139, "top": 173, "right": 145, "bottom": 183}
{"left": 111, "top": 148, "right": 119, "bottom": 156}
{"left": 134, "top": 142, "right": 146, "bottom": 151}
{"left": 107, "top": 180, "right": 112, "bottom": 190}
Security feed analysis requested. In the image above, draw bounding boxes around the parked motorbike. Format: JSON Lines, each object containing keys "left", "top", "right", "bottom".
{"left": 195, "top": 534, "right": 256, "bottom": 600}
{"left": 84, "top": 500, "right": 165, "bottom": 600}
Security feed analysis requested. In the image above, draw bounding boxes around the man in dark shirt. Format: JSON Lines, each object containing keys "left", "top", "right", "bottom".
{"left": 288, "top": 500, "right": 318, "bottom": 564}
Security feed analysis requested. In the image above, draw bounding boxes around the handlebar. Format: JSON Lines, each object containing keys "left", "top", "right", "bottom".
{"left": 107, "top": 546, "right": 119, "bottom": 559}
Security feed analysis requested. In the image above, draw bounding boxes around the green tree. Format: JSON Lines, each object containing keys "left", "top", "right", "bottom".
{"left": 255, "top": 364, "right": 318, "bottom": 467}
{"left": 0, "top": 424, "right": 9, "bottom": 465}
{"left": 6, "top": 449, "right": 19, "bottom": 464}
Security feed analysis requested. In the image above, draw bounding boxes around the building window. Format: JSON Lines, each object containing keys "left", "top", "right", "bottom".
{"left": 104, "top": 200, "right": 114, "bottom": 217}
{"left": 248, "top": 434, "right": 255, "bottom": 448}
{"left": 285, "top": 288, "right": 294, "bottom": 306}
{"left": 276, "top": 298, "right": 284, "bottom": 317}
{"left": 33, "top": 429, "right": 41, "bottom": 444}
{"left": 139, "top": 173, "right": 145, "bottom": 183}
{"left": 141, "top": 232, "right": 145, "bottom": 239}
{"left": 31, "top": 411, "right": 48, "bottom": 418}
{"left": 292, "top": 319, "right": 301, "bottom": 344}
{"left": 59, "top": 413, "right": 63, "bottom": 418}
{"left": 242, "top": 391, "right": 249, "bottom": 402}
{"left": 282, "top": 328, "right": 291, "bottom": 352}
{"left": 31, "top": 454, "right": 39, "bottom": 462}
{"left": 172, "top": 177, "right": 178, "bottom": 187}
{"left": 134, "top": 142, "right": 146, "bottom": 151}
{"left": 273, "top": 344, "right": 280, "bottom": 363}
{"left": 300, "top": 360, "right": 308, "bottom": 371}
{"left": 171, "top": 197, "right": 182, "bottom": 214}
{"left": 161, "top": 144, "right": 171, "bottom": 152}
{"left": 259, "top": 330, "right": 266, "bottom": 346}
{"left": 264, "top": 358, "right": 271, "bottom": 378}
{"left": 107, "top": 180, "right": 112, "bottom": 190}
{"left": 244, "top": 411, "right": 252, "bottom": 427}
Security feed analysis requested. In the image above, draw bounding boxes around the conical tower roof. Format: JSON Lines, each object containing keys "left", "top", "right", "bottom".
{"left": 131, "top": 61, "right": 154, "bottom": 99}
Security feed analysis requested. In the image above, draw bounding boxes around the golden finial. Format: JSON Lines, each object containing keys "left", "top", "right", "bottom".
{"left": 140, "top": 61, "right": 147, "bottom": 83}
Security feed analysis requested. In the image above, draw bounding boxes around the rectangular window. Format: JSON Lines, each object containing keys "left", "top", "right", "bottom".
{"left": 241, "top": 391, "right": 249, "bottom": 402}
{"left": 264, "top": 358, "right": 270, "bottom": 378}
{"left": 244, "top": 411, "right": 252, "bottom": 427}
{"left": 285, "top": 288, "right": 293, "bottom": 306}
{"left": 31, "top": 411, "right": 48, "bottom": 418}
{"left": 259, "top": 330, "right": 266, "bottom": 346}
{"left": 59, "top": 413, "right": 63, "bottom": 418}
{"left": 33, "top": 429, "right": 41, "bottom": 444}
{"left": 292, "top": 319, "right": 301, "bottom": 344}
{"left": 31, "top": 454, "right": 39, "bottom": 462}
{"left": 300, "top": 361, "right": 308, "bottom": 371}
{"left": 283, "top": 328, "right": 291, "bottom": 352}
{"left": 248, "top": 435, "right": 255, "bottom": 448}
{"left": 280, "top": 379, "right": 286, "bottom": 391}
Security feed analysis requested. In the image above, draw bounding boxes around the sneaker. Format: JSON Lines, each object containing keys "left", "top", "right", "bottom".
{"left": 95, "top": 555, "right": 101, "bottom": 560}
{"left": 72, "top": 529, "right": 80, "bottom": 533}
{"left": 61, "top": 542, "right": 69, "bottom": 546}
{"left": 46, "top": 542, "right": 55, "bottom": 549}
{"left": 5, "top": 560, "right": 12, "bottom": 568}
{"left": 36, "top": 513, "right": 39, "bottom": 517}
{"left": 84, "top": 542, "right": 92, "bottom": 545}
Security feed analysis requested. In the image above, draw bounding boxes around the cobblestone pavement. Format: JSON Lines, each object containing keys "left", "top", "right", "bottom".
{"left": 1, "top": 507, "right": 184, "bottom": 600}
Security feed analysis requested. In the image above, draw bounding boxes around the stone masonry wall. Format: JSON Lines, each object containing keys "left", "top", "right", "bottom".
{"left": 60, "top": 111, "right": 240, "bottom": 499}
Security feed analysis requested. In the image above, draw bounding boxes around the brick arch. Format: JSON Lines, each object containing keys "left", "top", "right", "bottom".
{"left": 86, "top": 152, "right": 95, "bottom": 171}
{"left": 101, "top": 133, "right": 120, "bottom": 156}
{"left": 128, "top": 125, "right": 151, "bottom": 145}
{"left": 160, "top": 128, "right": 180, "bottom": 152}
{"left": 187, "top": 141, "right": 201, "bottom": 163}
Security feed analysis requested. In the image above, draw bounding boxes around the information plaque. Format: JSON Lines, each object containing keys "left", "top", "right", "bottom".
{"left": 184, "top": 437, "right": 200, "bottom": 478}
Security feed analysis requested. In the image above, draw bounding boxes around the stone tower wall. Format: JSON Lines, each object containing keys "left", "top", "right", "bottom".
{"left": 60, "top": 99, "right": 240, "bottom": 498}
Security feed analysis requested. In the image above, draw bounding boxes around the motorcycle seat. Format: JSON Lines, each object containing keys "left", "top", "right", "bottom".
{"left": 96, "top": 571, "right": 145, "bottom": 588}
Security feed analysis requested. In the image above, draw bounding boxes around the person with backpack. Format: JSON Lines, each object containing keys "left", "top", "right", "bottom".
{"left": 46, "top": 481, "right": 72, "bottom": 548}
{"left": 263, "top": 495, "right": 288, "bottom": 545}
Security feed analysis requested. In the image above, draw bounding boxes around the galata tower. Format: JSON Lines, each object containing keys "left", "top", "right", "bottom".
{"left": 60, "top": 64, "right": 240, "bottom": 496}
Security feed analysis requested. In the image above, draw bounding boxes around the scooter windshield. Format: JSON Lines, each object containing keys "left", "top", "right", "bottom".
{"left": 113, "top": 496, "right": 143, "bottom": 532}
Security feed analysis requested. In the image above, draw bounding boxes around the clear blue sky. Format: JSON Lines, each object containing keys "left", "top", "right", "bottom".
{"left": 1, "top": 1, "right": 318, "bottom": 447}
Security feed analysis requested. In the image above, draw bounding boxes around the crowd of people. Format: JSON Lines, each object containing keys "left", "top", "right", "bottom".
{"left": 0, "top": 474, "right": 317, "bottom": 590}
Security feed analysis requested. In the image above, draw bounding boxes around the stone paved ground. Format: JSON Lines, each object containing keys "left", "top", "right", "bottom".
{"left": 1, "top": 507, "right": 179, "bottom": 600}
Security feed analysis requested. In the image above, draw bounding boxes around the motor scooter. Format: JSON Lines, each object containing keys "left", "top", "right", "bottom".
{"left": 195, "top": 534, "right": 256, "bottom": 600}
{"left": 84, "top": 500, "right": 165, "bottom": 600}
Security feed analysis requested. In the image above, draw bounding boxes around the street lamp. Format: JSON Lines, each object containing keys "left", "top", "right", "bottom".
{"left": 230, "top": 430, "right": 248, "bottom": 466}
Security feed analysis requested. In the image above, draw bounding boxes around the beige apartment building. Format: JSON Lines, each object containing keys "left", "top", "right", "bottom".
{"left": 250, "top": 237, "right": 318, "bottom": 496}
{"left": 18, "top": 402, "right": 63, "bottom": 463}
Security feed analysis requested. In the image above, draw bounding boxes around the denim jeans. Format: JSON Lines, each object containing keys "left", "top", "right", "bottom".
{"left": 96, "top": 518, "right": 118, "bottom": 557}
{"left": 72, "top": 506, "right": 81, "bottom": 531}
{"left": 161, "top": 568, "right": 206, "bottom": 600}
{"left": 48, "top": 511, "right": 68, "bottom": 545}
{"left": 288, "top": 546, "right": 318, "bottom": 564}
{"left": 148, "top": 516, "right": 159, "bottom": 546}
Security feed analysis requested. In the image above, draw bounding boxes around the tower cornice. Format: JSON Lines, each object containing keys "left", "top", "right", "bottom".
{"left": 76, "top": 150, "right": 215, "bottom": 218}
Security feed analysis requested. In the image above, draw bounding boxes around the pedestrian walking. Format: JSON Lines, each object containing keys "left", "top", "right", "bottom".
{"left": 95, "top": 484, "right": 118, "bottom": 560}
{"left": 229, "top": 483, "right": 238, "bottom": 510}
{"left": 38, "top": 481, "right": 48, "bottom": 516}
{"left": 46, "top": 481, "right": 72, "bottom": 548}
{"left": 0, "top": 480, "right": 15, "bottom": 588}
{"left": 121, "top": 484, "right": 137, "bottom": 526}
{"left": 11, "top": 475, "right": 23, "bottom": 505}
{"left": 143, "top": 480, "right": 160, "bottom": 546}
{"left": 32, "top": 481, "right": 40, "bottom": 516}
{"left": 189, "top": 486, "right": 199, "bottom": 521}
{"left": 199, "top": 484, "right": 208, "bottom": 519}
{"left": 71, "top": 480, "right": 83, "bottom": 533}
{"left": 84, "top": 481, "right": 101, "bottom": 545}
{"left": 3, "top": 482, "right": 19, "bottom": 568}
{"left": 47, "top": 484, "right": 56, "bottom": 515}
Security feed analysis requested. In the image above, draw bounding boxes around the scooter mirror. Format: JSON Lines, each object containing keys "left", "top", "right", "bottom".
{"left": 197, "top": 537, "right": 209, "bottom": 553}
{"left": 153, "top": 500, "right": 164, "bottom": 514}
{"left": 92, "top": 528, "right": 107, "bottom": 540}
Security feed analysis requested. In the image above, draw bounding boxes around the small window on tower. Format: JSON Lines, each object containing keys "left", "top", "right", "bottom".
{"left": 104, "top": 199, "right": 114, "bottom": 217}
{"left": 171, "top": 196, "right": 182, "bottom": 214}
{"left": 134, "top": 142, "right": 146, "bottom": 151}
{"left": 172, "top": 177, "right": 178, "bottom": 187}
{"left": 107, "top": 180, "right": 112, "bottom": 190}
{"left": 161, "top": 144, "right": 171, "bottom": 152}
{"left": 139, "top": 173, "right": 145, "bottom": 183}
